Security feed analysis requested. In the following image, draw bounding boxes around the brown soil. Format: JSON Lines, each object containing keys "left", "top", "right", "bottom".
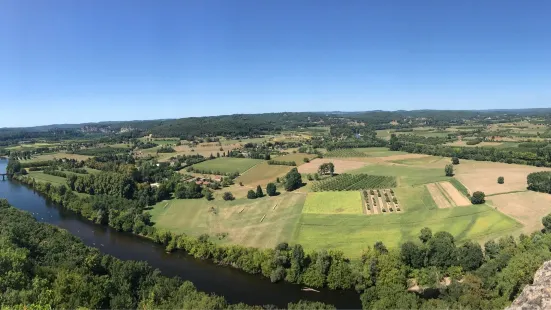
{"left": 439, "top": 181, "right": 471, "bottom": 206}
{"left": 426, "top": 183, "right": 452, "bottom": 208}
{"left": 489, "top": 192, "right": 551, "bottom": 233}
{"left": 297, "top": 158, "right": 367, "bottom": 174}
{"left": 455, "top": 160, "right": 551, "bottom": 196}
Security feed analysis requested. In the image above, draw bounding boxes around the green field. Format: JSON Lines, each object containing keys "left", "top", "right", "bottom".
{"left": 272, "top": 153, "right": 315, "bottom": 164}
{"left": 236, "top": 163, "right": 292, "bottom": 185}
{"left": 311, "top": 174, "right": 397, "bottom": 191}
{"left": 302, "top": 191, "right": 363, "bottom": 215}
{"left": 350, "top": 164, "right": 449, "bottom": 186}
{"left": 294, "top": 202, "right": 521, "bottom": 258}
{"left": 356, "top": 147, "right": 409, "bottom": 157}
{"left": 27, "top": 171, "right": 67, "bottom": 185}
{"left": 324, "top": 149, "right": 368, "bottom": 157}
{"left": 191, "top": 157, "right": 263, "bottom": 174}
{"left": 149, "top": 192, "right": 306, "bottom": 248}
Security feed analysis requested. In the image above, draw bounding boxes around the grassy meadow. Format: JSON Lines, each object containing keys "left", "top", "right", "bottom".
{"left": 303, "top": 191, "right": 363, "bottom": 215}
{"left": 191, "top": 157, "right": 263, "bottom": 174}
{"left": 149, "top": 192, "right": 306, "bottom": 249}
{"left": 27, "top": 171, "right": 67, "bottom": 185}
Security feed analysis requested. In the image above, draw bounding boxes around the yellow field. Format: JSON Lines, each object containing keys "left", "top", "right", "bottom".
{"left": 488, "top": 191, "right": 551, "bottom": 233}
{"left": 302, "top": 191, "right": 363, "bottom": 215}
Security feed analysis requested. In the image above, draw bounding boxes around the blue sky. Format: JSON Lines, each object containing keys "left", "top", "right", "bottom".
{"left": 1, "top": 0, "right": 550, "bottom": 127}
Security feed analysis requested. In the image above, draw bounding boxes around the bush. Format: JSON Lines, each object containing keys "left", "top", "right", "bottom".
{"left": 247, "top": 190, "right": 256, "bottom": 199}
{"left": 497, "top": 176, "right": 504, "bottom": 184}
{"left": 223, "top": 192, "right": 235, "bottom": 201}
{"left": 445, "top": 164, "right": 454, "bottom": 176}
{"left": 266, "top": 183, "right": 277, "bottom": 196}
{"left": 303, "top": 157, "right": 310, "bottom": 163}
{"left": 470, "top": 191, "right": 485, "bottom": 204}
{"left": 452, "top": 157, "right": 460, "bottom": 165}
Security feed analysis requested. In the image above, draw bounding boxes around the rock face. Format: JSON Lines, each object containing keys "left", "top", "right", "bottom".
{"left": 507, "top": 261, "right": 551, "bottom": 310}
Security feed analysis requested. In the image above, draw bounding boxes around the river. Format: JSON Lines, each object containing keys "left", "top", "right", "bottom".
{"left": 0, "top": 159, "right": 360, "bottom": 309}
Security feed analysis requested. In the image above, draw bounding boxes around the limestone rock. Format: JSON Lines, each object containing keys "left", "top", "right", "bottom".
{"left": 507, "top": 261, "right": 551, "bottom": 310}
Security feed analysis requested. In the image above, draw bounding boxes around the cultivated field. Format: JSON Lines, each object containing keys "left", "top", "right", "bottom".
{"left": 488, "top": 191, "right": 551, "bottom": 233}
{"left": 298, "top": 158, "right": 367, "bottom": 174}
{"left": 324, "top": 149, "right": 369, "bottom": 157}
{"left": 454, "top": 160, "right": 551, "bottom": 196}
{"left": 149, "top": 192, "right": 306, "bottom": 249}
{"left": 350, "top": 164, "right": 450, "bottom": 187}
{"left": 294, "top": 203, "right": 521, "bottom": 258}
{"left": 235, "top": 163, "right": 292, "bottom": 186}
{"left": 191, "top": 157, "right": 263, "bottom": 174}
{"left": 311, "top": 174, "right": 396, "bottom": 191}
{"left": 302, "top": 191, "right": 363, "bottom": 215}
{"left": 272, "top": 153, "right": 316, "bottom": 164}
{"left": 444, "top": 141, "right": 504, "bottom": 147}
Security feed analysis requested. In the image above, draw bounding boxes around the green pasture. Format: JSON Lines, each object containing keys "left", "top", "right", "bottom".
{"left": 356, "top": 147, "right": 409, "bottom": 157}
{"left": 294, "top": 203, "right": 521, "bottom": 258}
{"left": 191, "top": 157, "right": 263, "bottom": 174}
{"left": 350, "top": 164, "right": 449, "bottom": 186}
{"left": 27, "top": 171, "right": 67, "bottom": 185}
{"left": 149, "top": 192, "right": 306, "bottom": 249}
{"left": 302, "top": 191, "right": 363, "bottom": 215}
{"left": 236, "top": 163, "right": 292, "bottom": 185}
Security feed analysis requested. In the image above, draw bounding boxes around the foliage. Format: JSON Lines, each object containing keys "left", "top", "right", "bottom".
{"left": 445, "top": 164, "right": 454, "bottom": 176}
{"left": 471, "top": 191, "right": 486, "bottom": 204}
{"left": 223, "top": 192, "right": 235, "bottom": 201}
{"left": 266, "top": 183, "right": 277, "bottom": 196}
{"left": 255, "top": 185, "right": 264, "bottom": 198}
{"left": 318, "top": 163, "right": 335, "bottom": 176}
{"left": 247, "top": 190, "right": 256, "bottom": 199}
{"left": 498, "top": 176, "right": 505, "bottom": 184}
{"left": 311, "top": 174, "right": 396, "bottom": 192}
{"left": 452, "top": 156, "right": 460, "bottom": 165}
{"left": 284, "top": 168, "right": 303, "bottom": 191}
{"left": 267, "top": 160, "right": 297, "bottom": 166}
{"left": 527, "top": 171, "right": 551, "bottom": 193}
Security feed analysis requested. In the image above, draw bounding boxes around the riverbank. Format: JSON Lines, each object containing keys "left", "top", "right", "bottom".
{"left": 0, "top": 159, "right": 360, "bottom": 308}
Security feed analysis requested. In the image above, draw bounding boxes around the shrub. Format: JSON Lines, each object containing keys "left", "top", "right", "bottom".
{"left": 470, "top": 191, "right": 485, "bottom": 204}
{"left": 497, "top": 176, "right": 504, "bottom": 184}
{"left": 247, "top": 190, "right": 256, "bottom": 199}
{"left": 223, "top": 192, "right": 235, "bottom": 201}
{"left": 445, "top": 164, "right": 454, "bottom": 176}
{"left": 303, "top": 157, "right": 310, "bottom": 163}
{"left": 393, "top": 197, "right": 398, "bottom": 204}
{"left": 452, "top": 157, "right": 460, "bottom": 165}
{"left": 266, "top": 183, "right": 277, "bottom": 196}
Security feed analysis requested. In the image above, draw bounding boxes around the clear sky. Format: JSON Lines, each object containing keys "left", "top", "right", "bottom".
{"left": 1, "top": 0, "right": 551, "bottom": 127}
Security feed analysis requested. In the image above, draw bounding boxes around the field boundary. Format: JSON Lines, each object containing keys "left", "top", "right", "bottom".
{"left": 486, "top": 190, "right": 529, "bottom": 197}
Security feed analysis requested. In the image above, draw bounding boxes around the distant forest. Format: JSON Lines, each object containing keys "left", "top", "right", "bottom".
{"left": 2, "top": 109, "right": 551, "bottom": 143}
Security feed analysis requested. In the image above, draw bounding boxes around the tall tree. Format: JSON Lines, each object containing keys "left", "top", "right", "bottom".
{"left": 284, "top": 168, "right": 303, "bottom": 191}
{"left": 255, "top": 185, "right": 264, "bottom": 198}
{"left": 266, "top": 183, "right": 277, "bottom": 196}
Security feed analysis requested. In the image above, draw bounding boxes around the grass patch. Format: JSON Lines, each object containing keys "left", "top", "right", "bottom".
{"left": 191, "top": 157, "right": 263, "bottom": 174}
{"left": 294, "top": 204, "right": 521, "bottom": 258}
{"left": 350, "top": 164, "right": 449, "bottom": 186}
{"left": 302, "top": 191, "right": 363, "bottom": 215}
{"left": 149, "top": 192, "right": 306, "bottom": 249}
{"left": 449, "top": 178, "right": 470, "bottom": 197}
{"left": 27, "top": 171, "right": 66, "bottom": 185}
{"left": 236, "top": 163, "right": 292, "bottom": 185}
{"left": 393, "top": 186, "right": 437, "bottom": 212}
{"left": 21, "top": 153, "right": 91, "bottom": 163}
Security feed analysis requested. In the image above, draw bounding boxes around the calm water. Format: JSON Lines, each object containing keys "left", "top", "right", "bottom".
{"left": 0, "top": 159, "right": 360, "bottom": 308}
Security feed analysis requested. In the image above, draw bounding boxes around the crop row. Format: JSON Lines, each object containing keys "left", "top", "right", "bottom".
{"left": 312, "top": 174, "right": 397, "bottom": 191}
{"left": 324, "top": 149, "right": 368, "bottom": 157}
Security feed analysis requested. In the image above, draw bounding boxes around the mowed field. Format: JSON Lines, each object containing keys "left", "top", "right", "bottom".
{"left": 149, "top": 192, "right": 306, "bottom": 249}
{"left": 22, "top": 153, "right": 91, "bottom": 163}
{"left": 303, "top": 192, "right": 363, "bottom": 214}
{"left": 294, "top": 198, "right": 521, "bottom": 258}
{"left": 454, "top": 160, "right": 551, "bottom": 195}
{"left": 488, "top": 192, "right": 551, "bottom": 233}
{"left": 27, "top": 171, "right": 67, "bottom": 185}
{"left": 191, "top": 157, "right": 263, "bottom": 174}
{"left": 236, "top": 163, "right": 292, "bottom": 186}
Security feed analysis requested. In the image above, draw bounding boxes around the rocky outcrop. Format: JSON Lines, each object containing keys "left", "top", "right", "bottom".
{"left": 507, "top": 261, "right": 551, "bottom": 310}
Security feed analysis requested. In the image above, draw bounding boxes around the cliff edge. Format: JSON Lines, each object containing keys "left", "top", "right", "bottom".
{"left": 507, "top": 261, "right": 551, "bottom": 310}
